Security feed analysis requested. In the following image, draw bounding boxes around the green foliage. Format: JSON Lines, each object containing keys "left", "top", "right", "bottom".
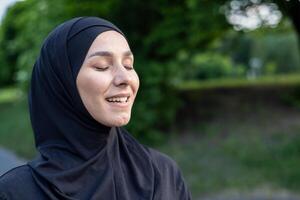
{"left": 1, "top": 0, "right": 299, "bottom": 144}
{"left": 160, "top": 127, "right": 300, "bottom": 196}
{"left": 0, "top": 87, "right": 23, "bottom": 103}
{"left": 177, "top": 74, "right": 300, "bottom": 91}
{"left": 0, "top": 98, "right": 35, "bottom": 158}
{"left": 126, "top": 59, "right": 180, "bottom": 144}
{"left": 0, "top": 2, "right": 24, "bottom": 86}
{"left": 0, "top": 0, "right": 231, "bottom": 143}
{"left": 219, "top": 31, "right": 253, "bottom": 67}
{"left": 0, "top": 50, "right": 10, "bottom": 85}
{"left": 222, "top": 133, "right": 300, "bottom": 190}
{"left": 0, "top": 0, "right": 70, "bottom": 88}
{"left": 263, "top": 61, "right": 277, "bottom": 75}
{"left": 3, "top": 84, "right": 300, "bottom": 197}
{"left": 218, "top": 25, "right": 300, "bottom": 77}
{"left": 183, "top": 52, "right": 245, "bottom": 80}
{"left": 252, "top": 31, "right": 300, "bottom": 74}
{"left": 142, "top": 0, "right": 229, "bottom": 58}
{"left": 280, "top": 86, "right": 300, "bottom": 109}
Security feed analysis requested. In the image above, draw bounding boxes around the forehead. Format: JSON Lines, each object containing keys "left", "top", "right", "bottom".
{"left": 88, "top": 30, "right": 131, "bottom": 53}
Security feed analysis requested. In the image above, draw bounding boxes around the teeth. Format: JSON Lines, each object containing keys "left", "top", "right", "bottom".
{"left": 106, "top": 96, "right": 129, "bottom": 103}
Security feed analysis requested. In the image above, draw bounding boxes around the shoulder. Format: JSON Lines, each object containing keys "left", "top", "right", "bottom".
{"left": 147, "top": 147, "right": 179, "bottom": 172}
{"left": 147, "top": 147, "right": 185, "bottom": 186}
{"left": 120, "top": 127, "right": 179, "bottom": 174}
{"left": 121, "top": 128, "right": 178, "bottom": 170}
{"left": 120, "top": 128, "right": 191, "bottom": 198}
{"left": 0, "top": 165, "right": 32, "bottom": 199}
{"left": 147, "top": 148, "right": 192, "bottom": 199}
{"left": 0, "top": 164, "right": 32, "bottom": 187}
{"left": 0, "top": 164, "right": 42, "bottom": 199}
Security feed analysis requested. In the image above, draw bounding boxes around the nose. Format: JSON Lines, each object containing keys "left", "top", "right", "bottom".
{"left": 113, "top": 64, "right": 132, "bottom": 87}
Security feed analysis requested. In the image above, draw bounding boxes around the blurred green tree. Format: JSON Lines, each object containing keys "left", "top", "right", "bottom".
{"left": 0, "top": 0, "right": 233, "bottom": 143}
{"left": 275, "top": 0, "right": 300, "bottom": 41}
{"left": 0, "top": 0, "right": 69, "bottom": 87}
{"left": 224, "top": 0, "right": 300, "bottom": 49}
{"left": 0, "top": 0, "right": 299, "bottom": 143}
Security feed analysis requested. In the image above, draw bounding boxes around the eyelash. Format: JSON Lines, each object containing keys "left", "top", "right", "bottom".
{"left": 124, "top": 65, "right": 134, "bottom": 70}
{"left": 93, "top": 65, "right": 134, "bottom": 71}
{"left": 94, "top": 66, "right": 109, "bottom": 71}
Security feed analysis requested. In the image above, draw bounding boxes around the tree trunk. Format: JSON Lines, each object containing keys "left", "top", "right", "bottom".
{"left": 276, "top": 0, "right": 300, "bottom": 51}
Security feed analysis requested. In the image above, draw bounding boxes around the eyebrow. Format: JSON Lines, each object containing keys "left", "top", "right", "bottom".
{"left": 88, "top": 50, "right": 133, "bottom": 58}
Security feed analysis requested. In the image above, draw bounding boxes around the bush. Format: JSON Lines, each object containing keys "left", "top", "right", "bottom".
{"left": 126, "top": 59, "right": 181, "bottom": 145}
{"left": 0, "top": 0, "right": 234, "bottom": 145}
{"left": 183, "top": 52, "right": 246, "bottom": 80}
{"left": 280, "top": 86, "right": 300, "bottom": 109}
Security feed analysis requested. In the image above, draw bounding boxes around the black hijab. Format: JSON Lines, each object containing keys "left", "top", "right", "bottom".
{"left": 24, "top": 16, "right": 191, "bottom": 200}
{"left": 28, "top": 17, "right": 155, "bottom": 200}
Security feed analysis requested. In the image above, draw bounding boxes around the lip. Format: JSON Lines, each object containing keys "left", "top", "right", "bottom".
{"left": 106, "top": 93, "right": 131, "bottom": 99}
{"left": 105, "top": 93, "right": 131, "bottom": 108}
{"left": 105, "top": 99, "right": 130, "bottom": 108}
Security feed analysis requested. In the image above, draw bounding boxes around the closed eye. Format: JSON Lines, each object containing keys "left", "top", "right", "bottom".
{"left": 124, "top": 65, "right": 134, "bottom": 70}
{"left": 94, "top": 66, "right": 109, "bottom": 71}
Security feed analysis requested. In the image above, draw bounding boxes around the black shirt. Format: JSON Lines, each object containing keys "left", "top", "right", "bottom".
{"left": 0, "top": 146, "right": 191, "bottom": 200}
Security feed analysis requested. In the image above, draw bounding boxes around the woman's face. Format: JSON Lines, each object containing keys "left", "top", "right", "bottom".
{"left": 76, "top": 31, "right": 139, "bottom": 127}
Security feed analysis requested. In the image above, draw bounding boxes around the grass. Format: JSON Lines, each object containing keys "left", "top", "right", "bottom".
{"left": 161, "top": 75, "right": 300, "bottom": 198}
{"left": 0, "top": 87, "right": 23, "bottom": 103}
{"left": 158, "top": 123, "right": 300, "bottom": 198}
{"left": 0, "top": 95, "right": 36, "bottom": 158}
{"left": 176, "top": 73, "right": 300, "bottom": 91}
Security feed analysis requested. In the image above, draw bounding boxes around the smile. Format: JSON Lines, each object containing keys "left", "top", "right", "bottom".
{"left": 106, "top": 96, "right": 129, "bottom": 103}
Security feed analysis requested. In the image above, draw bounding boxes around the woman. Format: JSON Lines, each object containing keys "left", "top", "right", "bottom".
{"left": 0, "top": 17, "right": 191, "bottom": 200}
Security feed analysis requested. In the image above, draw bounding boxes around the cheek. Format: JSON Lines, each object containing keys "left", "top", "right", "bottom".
{"left": 85, "top": 73, "right": 111, "bottom": 95}
{"left": 132, "top": 71, "right": 140, "bottom": 93}
{"left": 77, "top": 71, "right": 111, "bottom": 106}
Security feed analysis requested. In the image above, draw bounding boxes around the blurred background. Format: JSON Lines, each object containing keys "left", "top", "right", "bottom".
{"left": 0, "top": 0, "right": 300, "bottom": 199}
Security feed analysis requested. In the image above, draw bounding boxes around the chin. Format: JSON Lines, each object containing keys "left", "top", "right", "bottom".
{"left": 99, "top": 114, "right": 131, "bottom": 127}
{"left": 113, "top": 116, "right": 130, "bottom": 127}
